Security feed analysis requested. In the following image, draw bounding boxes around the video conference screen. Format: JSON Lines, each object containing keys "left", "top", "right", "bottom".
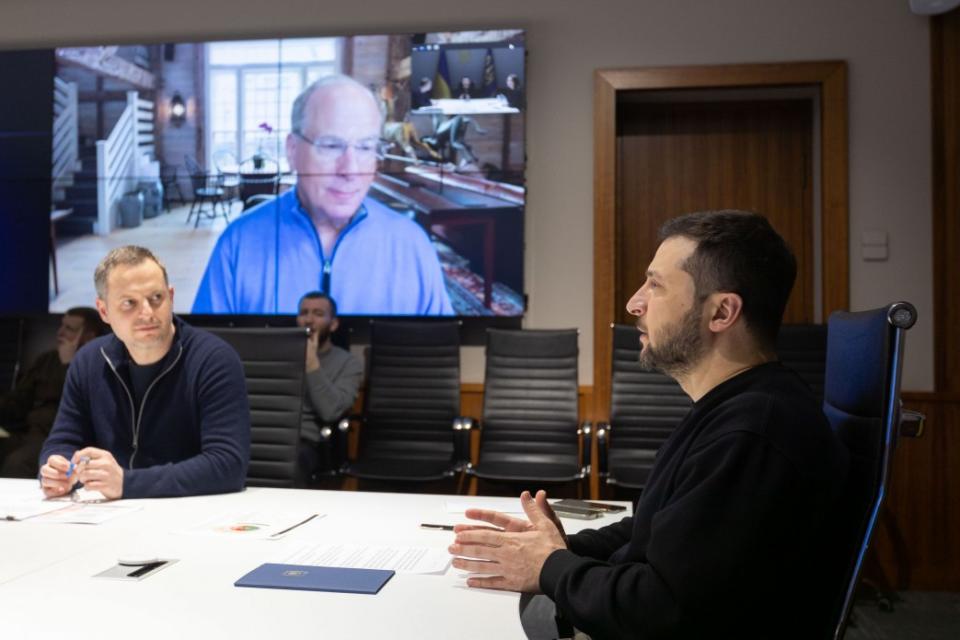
{"left": 0, "top": 30, "right": 525, "bottom": 317}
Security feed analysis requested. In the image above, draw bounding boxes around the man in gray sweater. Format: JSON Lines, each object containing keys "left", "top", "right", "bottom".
{"left": 296, "top": 291, "right": 362, "bottom": 485}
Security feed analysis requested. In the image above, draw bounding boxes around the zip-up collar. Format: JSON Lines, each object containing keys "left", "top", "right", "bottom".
{"left": 98, "top": 315, "right": 188, "bottom": 469}
{"left": 291, "top": 192, "right": 369, "bottom": 293}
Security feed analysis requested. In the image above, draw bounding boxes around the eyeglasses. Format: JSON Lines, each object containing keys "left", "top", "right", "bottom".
{"left": 294, "top": 132, "right": 382, "bottom": 162}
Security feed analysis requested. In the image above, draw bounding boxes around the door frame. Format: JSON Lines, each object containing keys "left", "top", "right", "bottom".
{"left": 593, "top": 61, "right": 848, "bottom": 417}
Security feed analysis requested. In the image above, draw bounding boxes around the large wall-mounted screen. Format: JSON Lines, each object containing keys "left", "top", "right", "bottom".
{"left": 3, "top": 29, "right": 525, "bottom": 317}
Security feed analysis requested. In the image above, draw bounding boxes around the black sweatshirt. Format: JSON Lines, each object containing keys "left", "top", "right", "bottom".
{"left": 540, "top": 362, "right": 849, "bottom": 639}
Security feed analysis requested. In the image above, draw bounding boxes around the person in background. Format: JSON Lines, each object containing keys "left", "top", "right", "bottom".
{"left": 499, "top": 73, "right": 525, "bottom": 110}
{"left": 456, "top": 76, "right": 475, "bottom": 99}
{"left": 449, "top": 211, "right": 850, "bottom": 639}
{"left": 0, "top": 308, "right": 106, "bottom": 477}
{"left": 38, "top": 245, "right": 250, "bottom": 500}
{"left": 295, "top": 291, "right": 362, "bottom": 485}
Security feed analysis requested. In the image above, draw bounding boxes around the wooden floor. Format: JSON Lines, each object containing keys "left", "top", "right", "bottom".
{"left": 50, "top": 203, "right": 232, "bottom": 311}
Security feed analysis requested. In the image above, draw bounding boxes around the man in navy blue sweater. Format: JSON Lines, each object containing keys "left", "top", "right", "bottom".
{"left": 449, "top": 212, "right": 849, "bottom": 638}
{"left": 39, "top": 246, "right": 250, "bottom": 499}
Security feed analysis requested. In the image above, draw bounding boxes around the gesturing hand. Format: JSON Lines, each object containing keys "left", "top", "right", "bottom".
{"left": 449, "top": 490, "right": 568, "bottom": 593}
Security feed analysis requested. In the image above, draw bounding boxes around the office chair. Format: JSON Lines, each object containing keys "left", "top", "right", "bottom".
{"left": 596, "top": 324, "right": 690, "bottom": 491}
{"left": 465, "top": 329, "right": 590, "bottom": 492}
{"left": 340, "top": 320, "right": 465, "bottom": 483}
{"left": 825, "top": 302, "right": 925, "bottom": 639}
{"left": 206, "top": 327, "right": 307, "bottom": 488}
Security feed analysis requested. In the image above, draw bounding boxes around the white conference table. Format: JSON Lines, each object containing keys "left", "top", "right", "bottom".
{"left": 0, "top": 479, "right": 628, "bottom": 640}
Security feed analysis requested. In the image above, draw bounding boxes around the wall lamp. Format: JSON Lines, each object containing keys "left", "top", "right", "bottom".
{"left": 170, "top": 92, "right": 186, "bottom": 127}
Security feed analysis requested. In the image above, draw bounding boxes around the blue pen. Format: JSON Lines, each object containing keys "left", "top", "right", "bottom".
{"left": 66, "top": 455, "right": 91, "bottom": 479}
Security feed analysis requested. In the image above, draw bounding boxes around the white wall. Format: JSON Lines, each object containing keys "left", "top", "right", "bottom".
{"left": 0, "top": 0, "right": 934, "bottom": 390}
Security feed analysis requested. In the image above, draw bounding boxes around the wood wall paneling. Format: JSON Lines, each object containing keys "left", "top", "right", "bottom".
{"left": 868, "top": 394, "right": 960, "bottom": 590}
{"left": 614, "top": 98, "right": 814, "bottom": 326}
{"left": 593, "top": 61, "right": 848, "bottom": 426}
{"left": 932, "top": 13, "right": 960, "bottom": 393}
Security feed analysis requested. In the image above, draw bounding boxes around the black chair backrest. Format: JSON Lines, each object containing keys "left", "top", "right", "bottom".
{"left": 776, "top": 323, "right": 828, "bottom": 403}
{"left": 481, "top": 329, "right": 579, "bottom": 460}
{"left": 823, "top": 302, "right": 916, "bottom": 639}
{"left": 205, "top": 327, "right": 306, "bottom": 488}
{"left": 609, "top": 323, "right": 690, "bottom": 443}
{"left": 362, "top": 320, "right": 460, "bottom": 454}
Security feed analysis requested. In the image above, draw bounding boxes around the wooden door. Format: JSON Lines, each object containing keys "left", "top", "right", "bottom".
{"left": 614, "top": 98, "right": 814, "bottom": 325}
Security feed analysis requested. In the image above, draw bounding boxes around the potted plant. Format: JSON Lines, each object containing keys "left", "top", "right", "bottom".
{"left": 252, "top": 122, "right": 273, "bottom": 170}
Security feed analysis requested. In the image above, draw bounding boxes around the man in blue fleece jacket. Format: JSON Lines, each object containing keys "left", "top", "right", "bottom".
{"left": 39, "top": 246, "right": 250, "bottom": 499}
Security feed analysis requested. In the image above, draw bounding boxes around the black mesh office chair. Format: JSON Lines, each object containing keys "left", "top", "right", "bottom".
{"left": 824, "top": 302, "right": 924, "bottom": 639}
{"left": 596, "top": 324, "right": 690, "bottom": 490}
{"left": 206, "top": 327, "right": 307, "bottom": 488}
{"left": 465, "top": 329, "right": 590, "bottom": 490}
{"left": 340, "top": 320, "right": 464, "bottom": 482}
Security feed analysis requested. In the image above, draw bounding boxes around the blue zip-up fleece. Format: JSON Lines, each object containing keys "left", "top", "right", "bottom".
{"left": 39, "top": 317, "right": 250, "bottom": 498}
{"left": 191, "top": 190, "right": 454, "bottom": 315}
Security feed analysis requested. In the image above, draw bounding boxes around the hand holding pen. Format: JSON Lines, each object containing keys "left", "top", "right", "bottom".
{"left": 39, "top": 453, "right": 85, "bottom": 497}
{"left": 71, "top": 447, "right": 124, "bottom": 500}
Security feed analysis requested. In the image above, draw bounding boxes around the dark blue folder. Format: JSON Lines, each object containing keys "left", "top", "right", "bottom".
{"left": 234, "top": 563, "right": 394, "bottom": 595}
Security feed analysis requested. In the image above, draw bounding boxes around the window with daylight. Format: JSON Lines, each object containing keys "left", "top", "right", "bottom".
{"left": 206, "top": 38, "right": 338, "bottom": 171}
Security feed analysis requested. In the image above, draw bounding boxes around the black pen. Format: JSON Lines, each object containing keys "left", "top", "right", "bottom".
{"left": 420, "top": 523, "right": 455, "bottom": 531}
{"left": 270, "top": 513, "right": 319, "bottom": 538}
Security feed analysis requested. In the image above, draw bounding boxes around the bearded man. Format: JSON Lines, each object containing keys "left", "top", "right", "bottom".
{"left": 448, "top": 211, "right": 850, "bottom": 639}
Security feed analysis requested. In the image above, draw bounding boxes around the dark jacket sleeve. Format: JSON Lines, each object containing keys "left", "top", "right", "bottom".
{"left": 122, "top": 344, "right": 250, "bottom": 498}
{"left": 304, "top": 352, "right": 362, "bottom": 423}
{"left": 566, "top": 515, "right": 635, "bottom": 560}
{"left": 539, "top": 430, "right": 814, "bottom": 640}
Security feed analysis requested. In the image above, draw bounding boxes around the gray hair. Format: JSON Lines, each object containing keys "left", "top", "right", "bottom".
{"left": 94, "top": 245, "right": 169, "bottom": 299}
{"left": 290, "top": 74, "right": 382, "bottom": 134}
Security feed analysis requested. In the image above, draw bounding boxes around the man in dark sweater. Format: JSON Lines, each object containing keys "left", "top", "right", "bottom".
{"left": 449, "top": 211, "right": 849, "bottom": 638}
{"left": 38, "top": 246, "right": 250, "bottom": 500}
{"left": 295, "top": 291, "right": 362, "bottom": 484}
{"left": 0, "top": 308, "right": 106, "bottom": 477}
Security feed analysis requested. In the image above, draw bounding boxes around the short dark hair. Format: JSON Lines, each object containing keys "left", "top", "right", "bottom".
{"left": 65, "top": 306, "right": 108, "bottom": 337}
{"left": 298, "top": 291, "right": 338, "bottom": 318}
{"left": 94, "top": 245, "right": 169, "bottom": 299}
{"left": 658, "top": 210, "right": 797, "bottom": 349}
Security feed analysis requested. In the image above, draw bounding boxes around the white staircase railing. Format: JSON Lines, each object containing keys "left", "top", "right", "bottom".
{"left": 51, "top": 77, "right": 79, "bottom": 198}
{"left": 96, "top": 91, "right": 142, "bottom": 235}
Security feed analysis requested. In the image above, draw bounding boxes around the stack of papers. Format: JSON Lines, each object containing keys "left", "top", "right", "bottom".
{"left": 283, "top": 543, "right": 450, "bottom": 575}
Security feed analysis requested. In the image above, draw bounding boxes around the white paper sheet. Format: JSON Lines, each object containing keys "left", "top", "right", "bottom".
{"left": 35, "top": 502, "right": 142, "bottom": 524}
{"left": 284, "top": 543, "right": 451, "bottom": 575}
{"left": 175, "top": 511, "right": 324, "bottom": 540}
{"left": 0, "top": 499, "right": 72, "bottom": 521}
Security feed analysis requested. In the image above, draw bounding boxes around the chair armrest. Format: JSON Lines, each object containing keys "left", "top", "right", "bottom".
{"left": 900, "top": 409, "right": 925, "bottom": 438}
{"left": 595, "top": 422, "right": 610, "bottom": 477}
{"left": 578, "top": 422, "right": 592, "bottom": 476}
